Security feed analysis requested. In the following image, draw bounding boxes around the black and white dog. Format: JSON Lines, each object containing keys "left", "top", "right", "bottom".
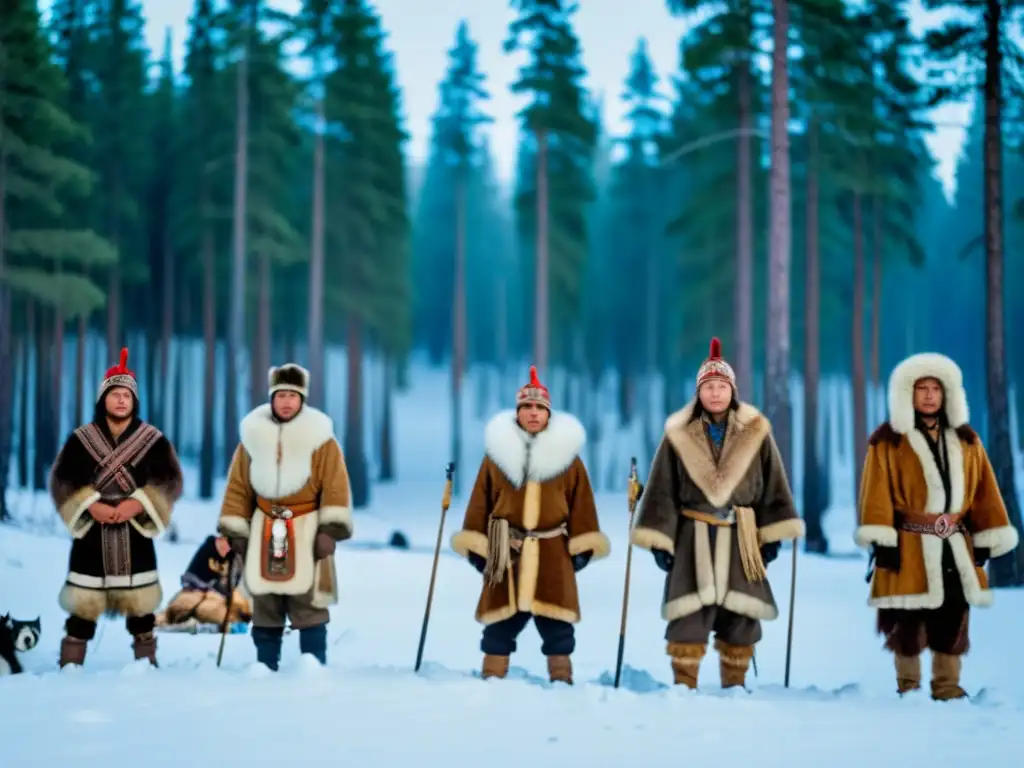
{"left": 0, "top": 614, "right": 41, "bottom": 675}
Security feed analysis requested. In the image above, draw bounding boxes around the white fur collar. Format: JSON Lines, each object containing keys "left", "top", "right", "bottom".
{"left": 483, "top": 409, "right": 586, "bottom": 487}
{"left": 887, "top": 353, "right": 969, "bottom": 434}
{"left": 239, "top": 403, "right": 336, "bottom": 498}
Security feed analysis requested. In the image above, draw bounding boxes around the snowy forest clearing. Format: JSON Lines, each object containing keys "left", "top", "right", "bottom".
{"left": 1, "top": 495, "right": 1022, "bottom": 765}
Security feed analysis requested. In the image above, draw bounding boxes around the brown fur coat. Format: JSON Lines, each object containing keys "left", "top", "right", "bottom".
{"left": 630, "top": 401, "right": 805, "bottom": 621}
{"left": 218, "top": 403, "right": 353, "bottom": 609}
{"left": 451, "top": 410, "right": 610, "bottom": 626}
{"left": 857, "top": 353, "right": 1019, "bottom": 609}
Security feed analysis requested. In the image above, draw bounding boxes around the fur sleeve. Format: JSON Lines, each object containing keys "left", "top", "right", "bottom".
{"left": 218, "top": 444, "right": 255, "bottom": 539}
{"left": 450, "top": 458, "right": 493, "bottom": 559}
{"left": 755, "top": 435, "right": 805, "bottom": 544}
{"left": 128, "top": 434, "right": 184, "bottom": 539}
{"left": 630, "top": 437, "right": 679, "bottom": 554}
{"left": 855, "top": 440, "right": 898, "bottom": 548}
{"left": 565, "top": 457, "right": 611, "bottom": 560}
{"left": 965, "top": 443, "right": 1020, "bottom": 558}
{"left": 48, "top": 432, "right": 99, "bottom": 539}
{"left": 314, "top": 438, "right": 353, "bottom": 542}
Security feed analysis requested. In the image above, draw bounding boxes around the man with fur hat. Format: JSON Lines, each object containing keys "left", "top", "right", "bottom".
{"left": 450, "top": 366, "right": 610, "bottom": 684}
{"left": 630, "top": 338, "right": 805, "bottom": 690}
{"left": 857, "top": 352, "right": 1019, "bottom": 700}
{"left": 49, "top": 347, "right": 184, "bottom": 668}
{"left": 218, "top": 364, "right": 353, "bottom": 670}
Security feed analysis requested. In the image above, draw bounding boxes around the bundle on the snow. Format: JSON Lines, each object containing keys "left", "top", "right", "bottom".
{"left": 155, "top": 535, "right": 253, "bottom": 629}
{"left": 156, "top": 618, "right": 249, "bottom": 635}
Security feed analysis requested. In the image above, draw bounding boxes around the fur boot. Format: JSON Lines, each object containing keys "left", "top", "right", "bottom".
{"left": 894, "top": 654, "right": 921, "bottom": 694}
{"left": 132, "top": 632, "right": 158, "bottom": 667}
{"left": 930, "top": 652, "right": 968, "bottom": 701}
{"left": 715, "top": 638, "right": 754, "bottom": 689}
{"left": 547, "top": 654, "right": 572, "bottom": 684}
{"left": 481, "top": 653, "right": 509, "bottom": 679}
{"left": 58, "top": 636, "right": 87, "bottom": 669}
{"left": 667, "top": 641, "right": 706, "bottom": 689}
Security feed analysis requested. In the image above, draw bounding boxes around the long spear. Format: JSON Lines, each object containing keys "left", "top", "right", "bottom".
{"left": 414, "top": 462, "right": 455, "bottom": 673}
{"left": 613, "top": 457, "right": 642, "bottom": 689}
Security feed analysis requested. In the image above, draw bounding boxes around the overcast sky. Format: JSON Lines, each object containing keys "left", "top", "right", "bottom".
{"left": 127, "top": 0, "right": 971, "bottom": 202}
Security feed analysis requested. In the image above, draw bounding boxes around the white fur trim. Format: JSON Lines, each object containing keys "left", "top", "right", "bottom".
{"left": 60, "top": 488, "right": 100, "bottom": 539}
{"left": 483, "top": 410, "right": 586, "bottom": 487}
{"left": 854, "top": 525, "right": 899, "bottom": 548}
{"left": 318, "top": 505, "right": 353, "bottom": 534}
{"left": 127, "top": 488, "right": 167, "bottom": 539}
{"left": 219, "top": 515, "right": 251, "bottom": 538}
{"left": 242, "top": 508, "right": 317, "bottom": 597}
{"left": 240, "top": 404, "right": 335, "bottom": 498}
{"left": 887, "top": 353, "right": 969, "bottom": 433}
{"left": 972, "top": 525, "right": 1020, "bottom": 558}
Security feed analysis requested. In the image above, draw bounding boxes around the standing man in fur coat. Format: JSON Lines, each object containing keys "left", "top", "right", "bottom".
{"left": 218, "top": 364, "right": 353, "bottom": 670}
{"left": 50, "top": 347, "right": 184, "bottom": 668}
{"left": 630, "top": 338, "right": 805, "bottom": 690}
{"left": 450, "top": 366, "right": 610, "bottom": 684}
{"left": 857, "top": 353, "right": 1019, "bottom": 700}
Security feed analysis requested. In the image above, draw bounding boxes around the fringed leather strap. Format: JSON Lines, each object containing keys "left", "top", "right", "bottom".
{"left": 735, "top": 506, "right": 768, "bottom": 583}
{"left": 483, "top": 517, "right": 511, "bottom": 586}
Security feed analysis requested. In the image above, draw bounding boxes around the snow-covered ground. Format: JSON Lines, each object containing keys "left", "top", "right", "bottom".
{"left": 1, "top": 361, "right": 1023, "bottom": 764}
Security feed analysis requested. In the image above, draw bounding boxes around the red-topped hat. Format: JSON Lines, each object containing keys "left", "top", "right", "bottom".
{"left": 696, "top": 337, "right": 736, "bottom": 391}
{"left": 516, "top": 365, "right": 551, "bottom": 411}
{"left": 98, "top": 346, "right": 138, "bottom": 403}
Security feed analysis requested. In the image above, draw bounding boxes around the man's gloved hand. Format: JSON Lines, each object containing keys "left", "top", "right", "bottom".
{"left": 872, "top": 543, "right": 900, "bottom": 572}
{"left": 572, "top": 552, "right": 592, "bottom": 572}
{"left": 228, "top": 537, "right": 248, "bottom": 564}
{"left": 468, "top": 552, "right": 487, "bottom": 574}
{"left": 314, "top": 531, "right": 336, "bottom": 560}
{"left": 760, "top": 541, "right": 781, "bottom": 565}
{"left": 973, "top": 546, "right": 990, "bottom": 567}
{"left": 653, "top": 549, "right": 674, "bottom": 573}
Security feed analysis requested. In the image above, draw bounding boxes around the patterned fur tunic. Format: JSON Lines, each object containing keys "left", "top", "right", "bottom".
{"left": 49, "top": 417, "right": 183, "bottom": 620}
{"left": 630, "top": 401, "right": 805, "bottom": 621}
{"left": 218, "top": 403, "right": 353, "bottom": 609}
{"left": 857, "top": 353, "right": 1019, "bottom": 609}
{"left": 451, "top": 410, "right": 610, "bottom": 625}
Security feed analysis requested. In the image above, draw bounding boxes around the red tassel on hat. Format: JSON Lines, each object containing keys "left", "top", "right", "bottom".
{"left": 708, "top": 337, "right": 722, "bottom": 360}
{"left": 529, "top": 365, "right": 541, "bottom": 387}
{"left": 104, "top": 346, "right": 135, "bottom": 380}
{"left": 517, "top": 364, "right": 551, "bottom": 410}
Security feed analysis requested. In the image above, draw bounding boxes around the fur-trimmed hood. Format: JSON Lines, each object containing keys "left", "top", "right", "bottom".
{"left": 887, "top": 353, "right": 969, "bottom": 434}
{"left": 483, "top": 409, "right": 586, "bottom": 487}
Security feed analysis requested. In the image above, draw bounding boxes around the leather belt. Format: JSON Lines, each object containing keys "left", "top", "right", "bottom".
{"left": 508, "top": 522, "right": 568, "bottom": 551}
{"left": 256, "top": 496, "right": 318, "bottom": 518}
{"left": 682, "top": 508, "right": 735, "bottom": 527}
{"left": 896, "top": 510, "right": 963, "bottom": 540}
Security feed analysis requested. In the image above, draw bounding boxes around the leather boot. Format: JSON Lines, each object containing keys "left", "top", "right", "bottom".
{"left": 667, "top": 642, "right": 706, "bottom": 689}
{"left": 715, "top": 638, "right": 754, "bottom": 689}
{"left": 481, "top": 653, "right": 509, "bottom": 679}
{"left": 931, "top": 652, "right": 968, "bottom": 701}
{"left": 252, "top": 626, "right": 285, "bottom": 671}
{"left": 132, "top": 632, "right": 158, "bottom": 667}
{"left": 547, "top": 654, "right": 572, "bottom": 684}
{"left": 59, "top": 636, "right": 87, "bottom": 669}
{"left": 894, "top": 654, "right": 921, "bottom": 694}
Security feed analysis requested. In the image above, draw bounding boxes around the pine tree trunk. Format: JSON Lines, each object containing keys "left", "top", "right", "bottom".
{"left": 74, "top": 316, "right": 86, "bottom": 427}
{"left": 253, "top": 252, "right": 271, "bottom": 400}
{"left": 534, "top": 129, "right": 549, "bottom": 373}
{"left": 159, "top": 226, "right": 174, "bottom": 429}
{"left": 226, "top": 29, "right": 251, "bottom": 465}
{"left": 345, "top": 314, "right": 369, "bottom": 508}
{"left": 199, "top": 181, "right": 216, "bottom": 499}
{"left": 379, "top": 357, "right": 394, "bottom": 481}
{"left": 982, "top": 0, "right": 1023, "bottom": 586}
{"left": 765, "top": 0, "right": 793, "bottom": 468}
{"left": 451, "top": 172, "right": 467, "bottom": 495}
{"left": 0, "top": 150, "right": 11, "bottom": 520}
{"left": 852, "top": 190, "right": 868, "bottom": 512}
{"left": 18, "top": 309, "right": 31, "bottom": 488}
{"left": 870, "top": 193, "right": 882, "bottom": 388}
{"left": 734, "top": 0, "right": 754, "bottom": 399}
{"left": 307, "top": 80, "right": 326, "bottom": 408}
{"left": 53, "top": 310, "right": 64, "bottom": 444}
{"left": 802, "top": 119, "right": 826, "bottom": 553}
{"left": 106, "top": 176, "right": 122, "bottom": 361}
{"left": 33, "top": 306, "right": 52, "bottom": 491}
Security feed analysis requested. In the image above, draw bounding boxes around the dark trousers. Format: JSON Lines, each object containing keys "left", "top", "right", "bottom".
{"left": 666, "top": 605, "right": 761, "bottom": 647}
{"left": 877, "top": 541, "right": 970, "bottom": 656}
{"left": 481, "top": 611, "right": 575, "bottom": 656}
{"left": 66, "top": 613, "right": 154, "bottom": 641}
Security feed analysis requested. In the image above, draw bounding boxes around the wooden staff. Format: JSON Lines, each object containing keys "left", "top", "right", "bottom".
{"left": 783, "top": 539, "right": 798, "bottom": 687}
{"left": 613, "top": 456, "right": 642, "bottom": 689}
{"left": 216, "top": 554, "right": 242, "bottom": 668}
{"left": 414, "top": 462, "right": 455, "bottom": 673}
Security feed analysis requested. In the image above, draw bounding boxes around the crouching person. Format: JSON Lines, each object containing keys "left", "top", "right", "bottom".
{"left": 217, "top": 364, "right": 353, "bottom": 670}
{"left": 450, "top": 366, "right": 610, "bottom": 685}
{"left": 630, "top": 338, "right": 804, "bottom": 690}
{"left": 51, "top": 347, "right": 184, "bottom": 668}
{"left": 156, "top": 535, "right": 252, "bottom": 629}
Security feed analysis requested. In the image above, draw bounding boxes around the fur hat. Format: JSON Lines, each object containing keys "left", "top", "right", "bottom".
{"left": 98, "top": 347, "right": 138, "bottom": 404}
{"left": 268, "top": 364, "right": 309, "bottom": 400}
{"left": 516, "top": 366, "right": 551, "bottom": 411}
{"left": 696, "top": 337, "right": 736, "bottom": 392}
{"left": 887, "top": 353, "right": 969, "bottom": 434}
